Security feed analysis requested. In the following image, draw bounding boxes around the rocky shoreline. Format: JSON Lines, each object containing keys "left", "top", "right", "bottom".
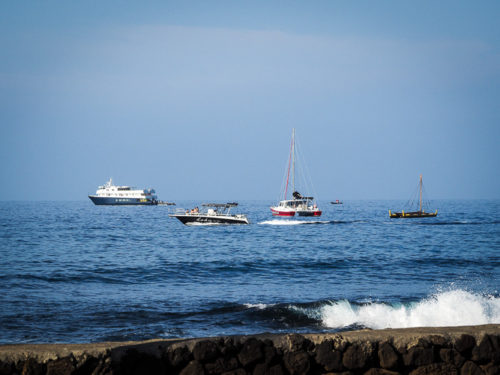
{"left": 0, "top": 324, "right": 499, "bottom": 374}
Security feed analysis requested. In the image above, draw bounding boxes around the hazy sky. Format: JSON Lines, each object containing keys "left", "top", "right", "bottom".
{"left": 1, "top": 1, "right": 499, "bottom": 201}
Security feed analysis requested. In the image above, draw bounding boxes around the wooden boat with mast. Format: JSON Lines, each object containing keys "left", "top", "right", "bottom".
{"left": 271, "top": 129, "right": 321, "bottom": 217}
{"left": 389, "top": 175, "right": 438, "bottom": 218}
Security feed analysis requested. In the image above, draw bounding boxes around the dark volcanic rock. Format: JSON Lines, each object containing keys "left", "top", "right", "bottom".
{"left": 204, "top": 357, "right": 239, "bottom": 375}
{"left": 482, "top": 362, "right": 500, "bottom": 375}
{"left": 46, "top": 357, "right": 75, "bottom": 375}
{"left": 343, "top": 344, "right": 372, "bottom": 370}
{"left": 440, "top": 348, "right": 466, "bottom": 368}
{"left": 315, "top": 340, "right": 343, "bottom": 372}
{"left": 378, "top": 342, "right": 399, "bottom": 369}
{"left": 220, "top": 338, "right": 238, "bottom": 358}
{"left": 430, "top": 335, "right": 450, "bottom": 348}
{"left": 180, "top": 360, "right": 205, "bottom": 375}
{"left": 238, "top": 338, "right": 264, "bottom": 367}
{"left": 403, "top": 347, "right": 434, "bottom": 367}
{"left": 117, "top": 349, "right": 165, "bottom": 375}
{"left": 221, "top": 369, "right": 246, "bottom": 375}
{"left": 363, "top": 368, "right": 401, "bottom": 375}
{"left": 461, "top": 361, "right": 484, "bottom": 375}
{"left": 471, "top": 335, "right": 500, "bottom": 364}
{"left": 455, "top": 335, "right": 477, "bottom": 356}
{"left": 268, "top": 363, "right": 285, "bottom": 375}
{"left": 408, "top": 363, "right": 457, "bottom": 375}
{"left": 168, "top": 345, "right": 193, "bottom": 368}
{"left": 284, "top": 351, "right": 310, "bottom": 375}
{"left": 0, "top": 361, "right": 12, "bottom": 375}
{"left": 263, "top": 345, "right": 278, "bottom": 365}
{"left": 286, "top": 334, "right": 313, "bottom": 353}
{"left": 194, "top": 340, "right": 220, "bottom": 363}
{"left": 253, "top": 362, "right": 285, "bottom": 375}
{"left": 21, "top": 358, "right": 46, "bottom": 375}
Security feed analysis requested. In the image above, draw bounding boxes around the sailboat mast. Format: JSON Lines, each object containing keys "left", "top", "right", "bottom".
{"left": 292, "top": 128, "right": 295, "bottom": 194}
{"left": 284, "top": 131, "right": 294, "bottom": 200}
{"left": 419, "top": 174, "right": 423, "bottom": 212}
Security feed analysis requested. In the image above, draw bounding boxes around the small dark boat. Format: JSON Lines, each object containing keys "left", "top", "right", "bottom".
{"left": 330, "top": 200, "right": 343, "bottom": 205}
{"left": 389, "top": 175, "right": 437, "bottom": 218}
{"left": 169, "top": 203, "right": 249, "bottom": 225}
{"left": 157, "top": 201, "right": 176, "bottom": 206}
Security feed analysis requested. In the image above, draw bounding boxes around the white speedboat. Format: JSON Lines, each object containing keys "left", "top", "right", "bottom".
{"left": 169, "top": 203, "right": 249, "bottom": 225}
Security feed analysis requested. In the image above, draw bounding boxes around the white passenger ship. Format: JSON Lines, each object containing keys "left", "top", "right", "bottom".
{"left": 88, "top": 178, "right": 158, "bottom": 205}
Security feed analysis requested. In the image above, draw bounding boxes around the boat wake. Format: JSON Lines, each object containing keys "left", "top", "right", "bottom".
{"left": 259, "top": 219, "right": 332, "bottom": 225}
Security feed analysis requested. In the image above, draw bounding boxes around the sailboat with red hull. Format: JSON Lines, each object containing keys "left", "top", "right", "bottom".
{"left": 270, "top": 129, "right": 321, "bottom": 217}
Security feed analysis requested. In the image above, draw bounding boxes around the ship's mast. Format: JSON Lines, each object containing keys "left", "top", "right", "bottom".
{"left": 419, "top": 174, "right": 423, "bottom": 212}
{"left": 284, "top": 130, "right": 293, "bottom": 200}
{"left": 292, "top": 128, "right": 295, "bottom": 194}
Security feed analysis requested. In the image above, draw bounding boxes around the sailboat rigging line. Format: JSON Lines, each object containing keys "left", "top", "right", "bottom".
{"left": 294, "top": 135, "right": 320, "bottom": 204}
{"left": 284, "top": 132, "right": 294, "bottom": 200}
{"left": 403, "top": 178, "right": 431, "bottom": 211}
{"left": 279, "top": 155, "right": 289, "bottom": 202}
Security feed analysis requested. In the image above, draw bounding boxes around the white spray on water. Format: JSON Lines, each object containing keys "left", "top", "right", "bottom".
{"left": 319, "top": 290, "right": 500, "bottom": 329}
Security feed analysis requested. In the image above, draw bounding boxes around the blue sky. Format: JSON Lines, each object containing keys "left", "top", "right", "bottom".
{"left": 1, "top": 1, "right": 499, "bottom": 200}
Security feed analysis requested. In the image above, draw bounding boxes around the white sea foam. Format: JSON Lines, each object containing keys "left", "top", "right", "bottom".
{"left": 244, "top": 303, "right": 270, "bottom": 310}
{"left": 318, "top": 290, "right": 500, "bottom": 329}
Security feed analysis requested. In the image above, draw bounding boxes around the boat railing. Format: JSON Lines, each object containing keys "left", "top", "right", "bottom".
{"left": 172, "top": 207, "right": 232, "bottom": 216}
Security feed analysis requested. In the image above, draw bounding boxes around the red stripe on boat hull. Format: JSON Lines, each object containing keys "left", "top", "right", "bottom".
{"left": 270, "top": 208, "right": 295, "bottom": 217}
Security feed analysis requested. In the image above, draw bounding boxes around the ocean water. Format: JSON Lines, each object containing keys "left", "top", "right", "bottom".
{"left": 0, "top": 200, "right": 499, "bottom": 344}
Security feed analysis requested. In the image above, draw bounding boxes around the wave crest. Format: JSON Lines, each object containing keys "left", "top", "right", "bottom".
{"left": 319, "top": 290, "right": 500, "bottom": 329}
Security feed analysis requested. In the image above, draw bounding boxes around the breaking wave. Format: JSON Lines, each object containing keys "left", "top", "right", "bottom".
{"left": 317, "top": 290, "right": 500, "bottom": 329}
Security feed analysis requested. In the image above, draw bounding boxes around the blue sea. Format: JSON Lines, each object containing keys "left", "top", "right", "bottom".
{"left": 0, "top": 200, "right": 499, "bottom": 344}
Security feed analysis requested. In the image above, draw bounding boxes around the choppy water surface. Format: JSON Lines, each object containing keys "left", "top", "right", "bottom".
{"left": 0, "top": 200, "right": 499, "bottom": 343}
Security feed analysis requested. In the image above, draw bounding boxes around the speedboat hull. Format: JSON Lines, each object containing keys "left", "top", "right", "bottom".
{"left": 169, "top": 214, "right": 249, "bottom": 225}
